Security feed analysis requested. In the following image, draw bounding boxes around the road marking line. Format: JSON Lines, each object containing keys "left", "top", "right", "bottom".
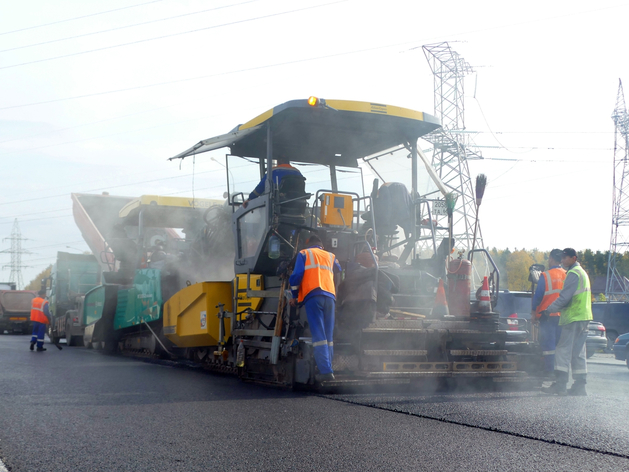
{"left": 0, "top": 458, "right": 8, "bottom": 472}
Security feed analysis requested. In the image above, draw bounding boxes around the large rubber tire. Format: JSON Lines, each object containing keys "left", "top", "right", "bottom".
{"left": 66, "top": 321, "right": 76, "bottom": 347}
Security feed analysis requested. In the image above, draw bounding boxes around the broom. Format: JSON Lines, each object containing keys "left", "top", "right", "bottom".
{"left": 471, "top": 174, "right": 487, "bottom": 258}
{"left": 445, "top": 192, "right": 458, "bottom": 259}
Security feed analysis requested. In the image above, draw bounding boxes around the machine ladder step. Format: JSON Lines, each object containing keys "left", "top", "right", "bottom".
{"left": 233, "top": 329, "right": 276, "bottom": 337}
{"left": 363, "top": 328, "right": 425, "bottom": 334}
{"left": 381, "top": 361, "right": 518, "bottom": 373}
{"left": 449, "top": 350, "right": 508, "bottom": 356}
{"left": 363, "top": 350, "right": 428, "bottom": 356}
{"left": 319, "top": 378, "right": 411, "bottom": 388}
{"left": 362, "top": 370, "right": 527, "bottom": 379}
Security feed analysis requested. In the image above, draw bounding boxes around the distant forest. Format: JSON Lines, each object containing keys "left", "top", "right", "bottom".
{"left": 489, "top": 248, "right": 620, "bottom": 296}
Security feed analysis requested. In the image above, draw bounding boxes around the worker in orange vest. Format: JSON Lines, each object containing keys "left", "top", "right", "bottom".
{"left": 289, "top": 234, "right": 341, "bottom": 382}
{"left": 30, "top": 290, "right": 51, "bottom": 352}
{"left": 532, "top": 249, "right": 566, "bottom": 375}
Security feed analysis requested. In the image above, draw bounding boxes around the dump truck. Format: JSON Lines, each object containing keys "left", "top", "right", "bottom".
{"left": 0, "top": 283, "right": 36, "bottom": 334}
{"left": 45, "top": 252, "right": 102, "bottom": 346}
{"left": 161, "top": 97, "right": 531, "bottom": 388}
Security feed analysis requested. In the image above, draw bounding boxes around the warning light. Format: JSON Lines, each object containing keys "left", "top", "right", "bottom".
{"left": 307, "top": 96, "right": 318, "bottom": 106}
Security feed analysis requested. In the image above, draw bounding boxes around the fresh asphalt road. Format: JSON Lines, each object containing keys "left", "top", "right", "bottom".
{"left": 1, "top": 335, "right": 629, "bottom": 472}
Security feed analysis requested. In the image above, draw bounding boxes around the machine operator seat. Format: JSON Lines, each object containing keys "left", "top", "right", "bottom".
{"left": 372, "top": 182, "right": 414, "bottom": 237}
{"left": 278, "top": 174, "right": 308, "bottom": 217}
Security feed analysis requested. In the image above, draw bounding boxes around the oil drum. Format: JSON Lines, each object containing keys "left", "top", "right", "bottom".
{"left": 447, "top": 258, "right": 471, "bottom": 317}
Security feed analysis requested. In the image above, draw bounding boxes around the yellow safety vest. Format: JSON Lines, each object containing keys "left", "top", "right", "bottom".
{"left": 560, "top": 265, "right": 593, "bottom": 326}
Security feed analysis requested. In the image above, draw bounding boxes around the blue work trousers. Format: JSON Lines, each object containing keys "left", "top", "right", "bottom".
{"left": 31, "top": 321, "right": 46, "bottom": 349}
{"left": 539, "top": 316, "right": 561, "bottom": 372}
{"left": 304, "top": 295, "right": 335, "bottom": 375}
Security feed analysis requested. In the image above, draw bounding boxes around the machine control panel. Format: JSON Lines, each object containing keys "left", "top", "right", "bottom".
{"left": 320, "top": 193, "right": 353, "bottom": 228}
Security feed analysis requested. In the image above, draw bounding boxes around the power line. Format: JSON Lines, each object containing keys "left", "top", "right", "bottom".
{"left": 1, "top": 1, "right": 624, "bottom": 113}
{"left": 476, "top": 145, "right": 613, "bottom": 151}
{"left": 0, "top": 103, "right": 176, "bottom": 145}
{"left": 0, "top": 153, "right": 219, "bottom": 205}
{"left": 0, "top": 214, "right": 73, "bottom": 225}
{"left": 0, "top": 1, "right": 346, "bottom": 71}
{"left": 0, "top": 112, "right": 214, "bottom": 157}
{"left": 0, "top": 170, "right": 216, "bottom": 207}
{"left": 0, "top": 38, "right": 409, "bottom": 112}
{"left": 0, "top": 0, "right": 167, "bottom": 36}
{"left": 27, "top": 240, "right": 85, "bottom": 250}
{"left": 0, "top": 207, "right": 69, "bottom": 221}
{"left": 0, "top": 0, "right": 262, "bottom": 54}
{"left": 471, "top": 131, "right": 613, "bottom": 135}
{"left": 481, "top": 157, "right": 604, "bottom": 163}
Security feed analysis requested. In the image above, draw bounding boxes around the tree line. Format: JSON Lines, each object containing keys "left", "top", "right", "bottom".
{"left": 488, "top": 248, "right": 622, "bottom": 294}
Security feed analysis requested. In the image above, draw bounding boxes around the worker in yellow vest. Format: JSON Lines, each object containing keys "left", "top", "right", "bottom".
{"left": 532, "top": 249, "right": 566, "bottom": 376}
{"left": 289, "top": 234, "right": 341, "bottom": 382}
{"left": 30, "top": 290, "right": 51, "bottom": 352}
{"left": 541, "top": 248, "right": 593, "bottom": 396}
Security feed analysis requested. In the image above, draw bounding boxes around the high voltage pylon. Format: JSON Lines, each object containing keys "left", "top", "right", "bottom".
{"left": 421, "top": 42, "right": 483, "bottom": 254}
{"left": 606, "top": 79, "right": 629, "bottom": 301}
{"left": 0, "top": 219, "right": 31, "bottom": 290}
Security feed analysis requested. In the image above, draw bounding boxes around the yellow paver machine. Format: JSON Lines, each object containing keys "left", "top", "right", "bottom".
{"left": 165, "top": 97, "right": 534, "bottom": 388}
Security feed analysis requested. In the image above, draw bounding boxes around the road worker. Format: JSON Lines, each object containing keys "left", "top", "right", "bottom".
{"left": 289, "top": 234, "right": 341, "bottom": 382}
{"left": 541, "top": 248, "right": 593, "bottom": 396}
{"left": 532, "top": 249, "right": 566, "bottom": 377}
{"left": 30, "top": 289, "right": 51, "bottom": 352}
{"left": 243, "top": 157, "right": 304, "bottom": 207}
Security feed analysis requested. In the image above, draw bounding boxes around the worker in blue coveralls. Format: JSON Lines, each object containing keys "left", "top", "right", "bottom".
{"left": 289, "top": 234, "right": 341, "bottom": 382}
{"left": 243, "top": 157, "right": 304, "bottom": 208}
{"left": 30, "top": 289, "right": 51, "bottom": 352}
{"left": 531, "top": 249, "right": 566, "bottom": 377}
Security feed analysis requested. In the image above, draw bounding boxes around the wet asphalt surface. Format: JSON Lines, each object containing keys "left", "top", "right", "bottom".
{"left": 1, "top": 334, "right": 629, "bottom": 471}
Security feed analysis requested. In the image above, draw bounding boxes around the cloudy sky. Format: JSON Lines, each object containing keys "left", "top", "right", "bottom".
{"left": 1, "top": 0, "right": 628, "bottom": 287}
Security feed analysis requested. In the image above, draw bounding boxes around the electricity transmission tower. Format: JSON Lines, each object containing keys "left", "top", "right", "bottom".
{"left": 421, "top": 42, "right": 483, "bottom": 254}
{"left": 1, "top": 219, "right": 30, "bottom": 290}
{"left": 606, "top": 79, "right": 629, "bottom": 300}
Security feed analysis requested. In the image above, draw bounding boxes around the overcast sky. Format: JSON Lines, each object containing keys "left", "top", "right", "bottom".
{"left": 1, "top": 0, "right": 628, "bottom": 287}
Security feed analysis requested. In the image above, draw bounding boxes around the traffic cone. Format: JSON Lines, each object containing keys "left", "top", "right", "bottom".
{"left": 478, "top": 276, "right": 491, "bottom": 313}
{"left": 432, "top": 279, "right": 450, "bottom": 317}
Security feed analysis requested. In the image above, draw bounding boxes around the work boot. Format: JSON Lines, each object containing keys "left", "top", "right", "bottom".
{"left": 316, "top": 373, "right": 335, "bottom": 383}
{"left": 542, "top": 371, "right": 555, "bottom": 380}
{"left": 541, "top": 382, "right": 567, "bottom": 396}
{"left": 36, "top": 347, "right": 47, "bottom": 352}
{"left": 30, "top": 341, "right": 35, "bottom": 351}
{"left": 568, "top": 381, "right": 587, "bottom": 397}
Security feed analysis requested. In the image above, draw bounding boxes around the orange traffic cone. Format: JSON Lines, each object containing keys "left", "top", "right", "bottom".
{"left": 432, "top": 279, "right": 450, "bottom": 317}
{"left": 478, "top": 276, "right": 491, "bottom": 313}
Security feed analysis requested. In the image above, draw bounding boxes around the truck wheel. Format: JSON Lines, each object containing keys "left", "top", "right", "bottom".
{"left": 66, "top": 322, "right": 76, "bottom": 347}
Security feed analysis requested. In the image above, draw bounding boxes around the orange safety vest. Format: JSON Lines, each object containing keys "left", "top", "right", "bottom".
{"left": 297, "top": 247, "right": 337, "bottom": 303}
{"left": 535, "top": 267, "right": 566, "bottom": 317}
{"left": 30, "top": 297, "right": 50, "bottom": 324}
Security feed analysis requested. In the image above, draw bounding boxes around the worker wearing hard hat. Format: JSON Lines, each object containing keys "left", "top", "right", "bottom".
{"left": 29, "top": 290, "right": 51, "bottom": 352}
{"left": 532, "top": 249, "right": 566, "bottom": 376}
{"left": 541, "top": 248, "right": 593, "bottom": 396}
{"left": 289, "top": 234, "right": 341, "bottom": 382}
